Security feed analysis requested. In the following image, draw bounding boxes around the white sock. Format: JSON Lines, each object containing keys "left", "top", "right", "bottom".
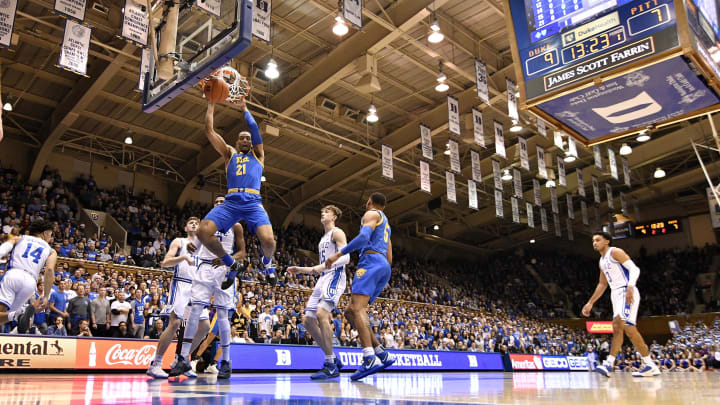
{"left": 325, "top": 354, "right": 336, "bottom": 363}
{"left": 605, "top": 355, "right": 616, "bottom": 367}
{"left": 154, "top": 353, "right": 163, "bottom": 364}
{"left": 374, "top": 345, "right": 386, "bottom": 355}
{"left": 643, "top": 355, "right": 654, "bottom": 366}
{"left": 362, "top": 347, "right": 374, "bottom": 358}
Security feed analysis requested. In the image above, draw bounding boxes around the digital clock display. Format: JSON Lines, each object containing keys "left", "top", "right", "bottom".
{"left": 562, "top": 26, "right": 626, "bottom": 63}
{"left": 634, "top": 218, "right": 681, "bottom": 237}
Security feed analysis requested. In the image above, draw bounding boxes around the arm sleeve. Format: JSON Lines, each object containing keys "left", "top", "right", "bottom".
{"left": 333, "top": 253, "right": 351, "bottom": 268}
{"left": 341, "top": 226, "right": 373, "bottom": 255}
{"left": 623, "top": 259, "right": 640, "bottom": 287}
{"left": 244, "top": 111, "right": 262, "bottom": 145}
{"left": 0, "top": 241, "right": 13, "bottom": 258}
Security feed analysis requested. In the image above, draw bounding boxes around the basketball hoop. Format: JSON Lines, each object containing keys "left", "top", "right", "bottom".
{"left": 200, "top": 66, "right": 251, "bottom": 103}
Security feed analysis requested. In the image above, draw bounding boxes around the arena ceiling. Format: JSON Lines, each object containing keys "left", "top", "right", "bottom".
{"left": 1, "top": 0, "right": 719, "bottom": 250}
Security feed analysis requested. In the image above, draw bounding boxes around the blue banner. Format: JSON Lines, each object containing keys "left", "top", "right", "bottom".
{"left": 227, "top": 343, "right": 504, "bottom": 371}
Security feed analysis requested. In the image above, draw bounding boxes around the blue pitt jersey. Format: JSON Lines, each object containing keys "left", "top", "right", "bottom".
{"left": 360, "top": 210, "right": 391, "bottom": 257}
{"left": 226, "top": 151, "right": 263, "bottom": 194}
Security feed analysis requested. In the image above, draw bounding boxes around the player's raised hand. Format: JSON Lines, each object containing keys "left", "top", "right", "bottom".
{"left": 581, "top": 303, "right": 593, "bottom": 317}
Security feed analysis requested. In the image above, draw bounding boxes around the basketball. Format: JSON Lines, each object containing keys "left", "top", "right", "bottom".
{"left": 203, "top": 76, "right": 229, "bottom": 103}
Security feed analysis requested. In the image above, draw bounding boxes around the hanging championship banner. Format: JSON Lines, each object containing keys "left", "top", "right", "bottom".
{"left": 251, "top": 0, "right": 271, "bottom": 41}
{"left": 420, "top": 160, "right": 431, "bottom": 194}
{"left": 592, "top": 175, "right": 601, "bottom": 204}
{"left": 513, "top": 168, "right": 522, "bottom": 198}
{"left": 620, "top": 192, "right": 628, "bottom": 216}
{"left": 448, "top": 96, "right": 461, "bottom": 136}
{"left": 518, "top": 137, "right": 529, "bottom": 171}
{"left": 606, "top": 183, "right": 614, "bottom": 210}
{"left": 577, "top": 169, "right": 585, "bottom": 198}
{"left": 568, "top": 137, "right": 578, "bottom": 159}
{"left": 622, "top": 157, "right": 631, "bottom": 187}
{"left": 0, "top": 0, "right": 17, "bottom": 48}
{"left": 471, "top": 150, "right": 482, "bottom": 183}
{"left": 446, "top": 171, "right": 456, "bottom": 204}
{"left": 475, "top": 59, "right": 490, "bottom": 104}
{"left": 567, "top": 218, "right": 574, "bottom": 240}
{"left": 493, "top": 121, "right": 505, "bottom": 159}
{"left": 420, "top": 124, "right": 433, "bottom": 160}
{"left": 540, "top": 207, "right": 548, "bottom": 231}
{"left": 581, "top": 200, "right": 589, "bottom": 226}
{"left": 58, "top": 19, "right": 90, "bottom": 76}
{"left": 492, "top": 160, "right": 502, "bottom": 190}
{"left": 121, "top": 0, "right": 148, "bottom": 46}
{"left": 594, "top": 205, "right": 601, "bottom": 229}
{"left": 54, "top": 0, "right": 86, "bottom": 22}
{"left": 138, "top": 48, "right": 151, "bottom": 91}
{"left": 526, "top": 202, "right": 535, "bottom": 228}
{"left": 567, "top": 194, "right": 574, "bottom": 219}
{"left": 608, "top": 148, "right": 618, "bottom": 181}
{"left": 343, "top": 0, "right": 362, "bottom": 29}
{"left": 537, "top": 145, "right": 547, "bottom": 179}
{"left": 381, "top": 144, "right": 393, "bottom": 181}
{"left": 550, "top": 187, "right": 558, "bottom": 214}
{"left": 557, "top": 156, "right": 566, "bottom": 187}
{"left": 593, "top": 145, "right": 603, "bottom": 170}
{"left": 449, "top": 140, "right": 460, "bottom": 173}
{"left": 554, "top": 213, "right": 562, "bottom": 237}
{"left": 554, "top": 130, "right": 564, "bottom": 149}
{"left": 507, "top": 79, "right": 518, "bottom": 121}
{"left": 495, "top": 189, "right": 504, "bottom": 218}
{"left": 537, "top": 118, "right": 547, "bottom": 138}
{"left": 472, "top": 107, "right": 485, "bottom": 147}
{"left": 468, "top": 180, "right": 478, "bottom": 210}
{"left": 197, "top": 0, "right": 221, "bottom": 17}
{"left": 511, "top": 197, "right": 520, "bottom": 223}
{"left": 633, "top": 197, "right": 641, "bottom": 222}
{"left": 533, "top": 179, "right": 541, "bottom": 206}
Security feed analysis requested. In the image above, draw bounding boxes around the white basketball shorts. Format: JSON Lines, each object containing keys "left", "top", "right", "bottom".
{"left": 191, "top": 262, "right": 235, "bottom": 311}
{"left": 0, "top": 269, "right": 37, "bottom": 312}
{"left": 305, "top": 269, "right": 346, "bottom": 314}
{"left": 161, "top": 279, "right": 208, "bottom": 320}
{"left": 611, "top": 285, "right": 640, "bottom": 326}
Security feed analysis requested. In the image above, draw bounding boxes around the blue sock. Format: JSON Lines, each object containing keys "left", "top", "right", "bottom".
{"left": 262, "top": 256, "right": 272, "bottom": 266}
{"left": 221, "top": 254, "right": 234, "bottom": 267}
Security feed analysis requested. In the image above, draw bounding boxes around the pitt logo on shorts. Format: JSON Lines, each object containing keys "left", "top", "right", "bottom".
{"left": 356, "top": 269, "right": 367, "bottom": 278}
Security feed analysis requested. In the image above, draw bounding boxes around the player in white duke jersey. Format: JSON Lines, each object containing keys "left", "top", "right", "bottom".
{"left": 288, "top": 205, "right": 349, "bottom": 380}
{"left": 147, "top": 217, "right": 211, "bottom": 379}
{"left": 0, "top": 220, "right": 56, "bottom": 325}
{"left": 170, "top": 196, "right": 246, "bottom": 380}
{"left": 582, "top": 231, "right": 661, "bottom": 378}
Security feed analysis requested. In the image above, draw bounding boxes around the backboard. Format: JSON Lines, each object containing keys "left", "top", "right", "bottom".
{"left": 141, "top": 0, "right": 253, "bottom": 113}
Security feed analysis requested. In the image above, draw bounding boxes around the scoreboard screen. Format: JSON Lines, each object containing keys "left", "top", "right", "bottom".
{"left": 634, "top": 218, "right": 681, "bottom": 237}
{"left": 692, "top": 0, "right": 719, "bottom": 37}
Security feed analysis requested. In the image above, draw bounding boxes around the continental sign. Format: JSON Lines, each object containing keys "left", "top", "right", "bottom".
{"left": 586, "top": 321, "right": 614, "bottom": 334}
{"left": 0, "top": 336, "right": 76, "bottom": 368}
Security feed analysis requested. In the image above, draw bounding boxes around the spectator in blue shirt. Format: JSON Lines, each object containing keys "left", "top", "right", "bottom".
{"left": 333, "top": 312, "right": 343, "bottom": 340}
{"left": 59, "top": 239, "right": 72, "bottom": 257}
{"left": 70, "top": 268, "right": 86, "bottom": 283}
{"left": 48, "top": 280, "right": 69, "bottom": 325}
{"left": 33, "top": 284, "right": 48, "bottom": 334}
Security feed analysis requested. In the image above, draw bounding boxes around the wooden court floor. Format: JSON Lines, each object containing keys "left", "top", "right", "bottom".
{"left": 0, "top": 371, "right": 718, "bottom": 404}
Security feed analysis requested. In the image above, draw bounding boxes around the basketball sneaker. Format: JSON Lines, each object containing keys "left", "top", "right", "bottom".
{"left": 218, "top": 360, "right": 232, "bottom": 379}
{"left": 146, "top": 361, "right": 168, "bottom": 379}
{"left": 206, "top": 361, "right": 219, "bottom": 375}
{"left": 350, "top": 355, "right": 384, "bottom": 381}
{"left": 376, "top": 350, "right": 396, "bottom": 370}
{"left": 335, "top": 357, "right": 344, "bottom": 370}
{"left": 169, "top": 355, "right": 192, "bottom": 377}
{"left": 311, "top": 361, "right": 340, "bottom": 380}
{"left": 262, "top": 257, "right": 277, "bottom": 286}
{"left": 221, "top": 261, "right": 245, "bottom": 290}
{"left": 632, "top": 365, "right": 661, "bottom": 377}
{"left": 596, "top": 364, "right": 612, "bottom": 378}
{"left": 190, "top": 359, "right": 198, "bottom": 372}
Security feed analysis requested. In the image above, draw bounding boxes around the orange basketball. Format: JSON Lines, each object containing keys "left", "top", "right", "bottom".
{"left": 203, "top": 76, "right": 230, "bottom": 103}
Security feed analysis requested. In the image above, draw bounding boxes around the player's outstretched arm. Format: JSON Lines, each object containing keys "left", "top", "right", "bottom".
{"left": 324, "top": 211, "right": 380, "bottom": 269}
{"left": 387, "top": 239, "right": 393, "bottom": 266}
{"left": 582, "top": 269, "right": 608, "bottom": 316}
{"left": 238, "top": 99, "right": 264, "bottom": 164}
{"left": 159, "top": 238, "right": 193, "bottom": 268}
{"left": 205, "top": 102, "right": 233, "bottom": 161}
{"left": 0, "top": 236, "right": 20, "bottom": 258}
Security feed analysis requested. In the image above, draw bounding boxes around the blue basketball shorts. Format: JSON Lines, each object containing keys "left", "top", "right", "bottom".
{"left": 351, "top": 253, "right": 391, "bottom": 304}
{"left": 204, "top": 193, "right": 271, "bottom": 234}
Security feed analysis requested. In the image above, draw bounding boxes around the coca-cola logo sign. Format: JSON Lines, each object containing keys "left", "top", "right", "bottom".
{"left": 105, "top": 344, "right": 156, "bottom": 366}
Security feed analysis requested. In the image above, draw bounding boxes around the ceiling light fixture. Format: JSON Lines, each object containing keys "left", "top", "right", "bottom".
{"left": 619, "top": 143, "right": 632, "bottom": 155}
{"left": 545, "top": 179, "right": 556, "bottom": 188}
{"left": 366, "top": 104, "right": 379, "bottom": 123}
{"left": 332, "top": 14, "right": 349, "bottom": 36}
{"left": 427, "top": 16, "right": 444, "bottom": 43}
{"left": 2, "top": 102, "right": 12, "bottom": 112}
{"left": 433, "top": 224, "right": 440, "bottom": 231}
{"left": 265, "top": 58, "right": 279, "bottom": 79}
{"left": 653, "top": 167, "right": 666, "bottom": 179}
{"left": 261, "top": 176, "right": 266, "bottom": 182}
{"left": 435, "top": 61, "right": 449, "bottom": 92}
{"left": 530, "top": 239, "right": 536, "bottom": 244}
{"left": 510, "top": 120, "right": 522, "bottom": 132}
{"left": 124, "top": 136, "right": 133, "bottom": 145}
{"left": 636, "top": 131, "right": 650, "bottom": 142}
{"left": 563, "top": 153, "right": 576, "bottom": 163}
{"left": 502, "top": 169, "right": 513, "bottom": 181}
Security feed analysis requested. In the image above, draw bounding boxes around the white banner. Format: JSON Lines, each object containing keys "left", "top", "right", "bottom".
{"left": 343, "top": 0, "right": 362, "bottom": 28}
{"left": 138, "top": 48, "right": 151, "bottom": 91}
{"left": 449, "top": 140, "right": 460, "bottom": 173}
{"left": 567, "top": 218, "right": 574, "bottom": 240}
{"left": 633, "top": 196, "right": 640, "bottom": 222}
{"left": 537, "top": 145, "right": 547, "bottom": 179}
{"left": 581, "top": 200, "right": 589, "bottom": 226}
{"left": 121, "top": 0, "right": 148, "bottom": 46}
{"left": 196, "top": 0, "right": 221, "bottom": 16}
{"left": 568, "top": 136, "right": 578, "bottom": 159}
{"left": 557, "top": 156, "right": 566, "bottom": 187}
{"left": 492, "top": 160, "right": 502, "bottom": 190}
{"left": 620, "top": 192, "right": 628, "bottom": 216}
{"left": 420, "top": 160, "right": 431, "bottom": 194}
{"left": 554, "top": 130, "right": 564, "bottom": 149}
{"left": 608, "top": 148, "right": 618, "bottom": 180}
{"left": 446, "top": 171, "right": 456, "bottom": 204}
{"left": 540, "top": 207, "right": 548, "bottom": 231}
{"left": 251, "top": 0, "right": 272, "bottom": 41}
{"left": 550, "top": 187, "right": 558, "bottom": 214}
{"left": 448, "top": 96, "right": 460, "bottom": 136}
{"left": 471, "top": 150, "right": 482, "bottom": 183}
{"left": 475, "top": 59, "right": 489, "bottom": 104}
{"left": 554, "top": 213, "right": 562, "bottom": 237}
{"left": 518, "top": 137, "right": 529, "bottom": 171}
{"left": 59, "top": 19, "right": 90, "bottom": 76}
{"left": 709, "top": 188, "right": 720, "bottom": 228}
{"left": 468, "top": 180, "right": 478, "bottom": 210}
{"left": 472, "top": 107, "right": 485, "bottom": 147}
{"left": 54, "top": 0, "right": 86, "bottom": 22}
{"left": 593, "top": 145, "right": 603, "bottom": 170}
{"left": 567, "top": 193, "right": 574, "bottom": 219}
{"left": 537, "top": 118, "right": 547, "bottom": 138}
{"left": 577, "top": 169, "right": 585, "bottom": 198}
{"left": 420, "top": 124, "right": 433, "bottom": 160}
{"left": 495, "top": 189, "right": 504, "bottom": 218}
{"left": 381, "top": 144, "right": 393, "bottom": 180}
{"left": 606, "top": 183, "right": 614, "bottom": 210}
{"left": 494, "top": 121, "right": 506, "bottom": 159}
{"left": 0, "top": 0, "right": 18, "bottom": 48}
{"left": 511, "top": 197, "right": 520, "bottom": 223}
{"left": 533, "top": 179, "right": 541, "bottom": 206}
{"left": 507, "top": 79, "right": 518, "bottom": 121}
{"left": 513, "top": 168, "right": 522, "bottom": 198}
{"left": 592, "top": 175, "right": 601, "bottom": 204}
{"left": 622, "top": 157, "right": 631, "bottom": 187}
{"left": 526, "top": 202, "right": 535, "bottom": 228}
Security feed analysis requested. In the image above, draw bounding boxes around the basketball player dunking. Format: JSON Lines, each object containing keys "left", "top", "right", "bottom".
{"left": 582, "top": 231, "right": 661, "bottom": 377}
{"left": 199, "top": 98, "right": 277, "bottom": 287}
{"left": 324, "top": 193, "right": 395, "bottom": 380}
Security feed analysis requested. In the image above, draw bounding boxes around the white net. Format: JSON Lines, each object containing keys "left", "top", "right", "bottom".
{"left": 202, "top": 66, "right": 251, "bottom": 103}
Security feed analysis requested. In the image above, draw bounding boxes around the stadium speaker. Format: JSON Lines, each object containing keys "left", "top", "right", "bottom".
{"left": 428, "top": 197, "right": 442, "bottom": 211}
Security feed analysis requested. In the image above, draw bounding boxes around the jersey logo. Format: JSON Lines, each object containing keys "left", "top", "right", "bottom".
{"left": 356, "top": 268, "right": 366, "bottom": 278}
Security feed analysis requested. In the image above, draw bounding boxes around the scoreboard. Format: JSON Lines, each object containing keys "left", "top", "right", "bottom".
{"left": 634, "top": 218, "right": 681, "bottom": 236}
{"left": 505, "top": 0, "right": 720, "bottom": 145}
